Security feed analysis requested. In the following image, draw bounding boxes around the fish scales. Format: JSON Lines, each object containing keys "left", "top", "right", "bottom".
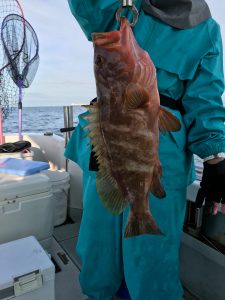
{"left": 84, "top": 17, "right": 181, "bottom": 238}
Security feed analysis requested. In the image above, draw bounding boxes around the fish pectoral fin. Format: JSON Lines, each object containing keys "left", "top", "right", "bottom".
{"left": 96, "top": 170, "right": 129, "bottom": 215}
{"left": 159, "top": 106, "right": 181, "bottom": 134}
{"left": 124, "top": 83, "right": 149, "bottom": 109}
{"left": 150, "top": 163, "right": 166, "bottom": 199}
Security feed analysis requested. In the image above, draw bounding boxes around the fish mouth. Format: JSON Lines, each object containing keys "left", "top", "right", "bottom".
{"left": 119, "top": 16, "right": 130, "bottom": 31}
{"left": 92, "top": 31, "right": 121, "bottom": 47}
{"left": 92, "top": 17, "right": 130, "bottom": 47}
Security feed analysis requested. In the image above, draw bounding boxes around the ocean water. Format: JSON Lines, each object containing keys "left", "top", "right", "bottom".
{"left": 2, "top": 106, "right": 86, "bottom": 137}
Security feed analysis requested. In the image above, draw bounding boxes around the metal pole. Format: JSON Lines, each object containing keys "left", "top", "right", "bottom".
{"left": 195, "top": 207, "right": 203, "bottom": 228}
{"left": 63, "top": 106, "right": 74, "bottom": 171}
{"left": 63, "top": 106, "right": 74, "bottom": 142}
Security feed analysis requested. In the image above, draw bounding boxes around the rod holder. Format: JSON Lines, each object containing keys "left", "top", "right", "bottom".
{"left": 63, "top": 106, "right": 74, "bottom": 172}
{"left": 63, "top": 106, "right": 74, "bottom": 145}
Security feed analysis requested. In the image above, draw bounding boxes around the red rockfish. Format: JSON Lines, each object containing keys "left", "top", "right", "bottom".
{"left": 83, "top": 17, "right": 181, "bottom": 238}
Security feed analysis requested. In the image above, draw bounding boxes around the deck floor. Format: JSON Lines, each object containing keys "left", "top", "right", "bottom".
{"left": 52, "top": 219, "right": 187, "bottom": 300}
{"left": 52, "top": 236, "right": 127, "bottom": 300}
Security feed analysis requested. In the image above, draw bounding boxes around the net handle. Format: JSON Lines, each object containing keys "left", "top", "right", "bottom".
{"left": 0, "top": 105, "right": 5, "bottom": 144}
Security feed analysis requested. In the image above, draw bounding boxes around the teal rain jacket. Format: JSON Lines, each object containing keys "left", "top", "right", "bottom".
{"left": 65, "top": 1, "right": 225, "bottom": 299}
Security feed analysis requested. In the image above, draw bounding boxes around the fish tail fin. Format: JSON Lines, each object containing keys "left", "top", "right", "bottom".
{"left": 124, "top": 212, "right": 164, "bottom": 238}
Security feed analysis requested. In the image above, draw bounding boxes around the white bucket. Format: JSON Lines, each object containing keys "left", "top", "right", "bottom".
{"left": 42, "top": 170, "right": 70, "bottom": 226}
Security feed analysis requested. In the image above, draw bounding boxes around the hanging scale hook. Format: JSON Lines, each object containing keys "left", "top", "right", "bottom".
{"left": 116, "top": 0, "right": 139, "bottom": 27}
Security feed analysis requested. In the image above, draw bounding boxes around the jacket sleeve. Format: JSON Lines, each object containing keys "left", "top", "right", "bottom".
{"left": 64, "top": 113, "right": 91, "bottom": 171}
{"left": 68, "top": 0, "right": 142, "bottom": 40}
{"left": 182, "top": 22, "right": 225, "bottom": 159}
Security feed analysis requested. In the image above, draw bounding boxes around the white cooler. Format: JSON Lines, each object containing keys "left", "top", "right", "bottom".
{"left": 42, "top": 170, "right": 70, "bottom": 226}
{"left": 0, "top": 236, "right": 55, "bottom": 300}
{"left": 0, "top": 173, "right": 54, "bottom": 250}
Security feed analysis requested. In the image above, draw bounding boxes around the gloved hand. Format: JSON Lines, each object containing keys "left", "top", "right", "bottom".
{"left": 195, "top": 159, "right": 225, "bottom": 215}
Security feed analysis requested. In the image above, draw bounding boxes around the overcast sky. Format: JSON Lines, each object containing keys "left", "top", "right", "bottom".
{"left": 18, "top": 0, "right": 225, "bottom": 107}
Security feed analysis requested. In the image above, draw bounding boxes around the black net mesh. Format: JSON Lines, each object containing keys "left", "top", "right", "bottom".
{"left": 0, "top": 0, "right": 23, "bottom": 71}
{"left": 1, "top": 13, "right": 39, "bottom": 88}
{"left": 0, "top": 0, "right": 24, "bottom": 120}
{"left": 0, "top": 70, "right": 18, "bottom": 119}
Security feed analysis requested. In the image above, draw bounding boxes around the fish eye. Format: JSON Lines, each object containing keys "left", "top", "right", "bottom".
{"left": 95, "top": 55, "right": 104, "bottom": 67}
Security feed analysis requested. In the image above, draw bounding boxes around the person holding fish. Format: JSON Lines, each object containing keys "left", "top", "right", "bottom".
{"left": 65, "top": 0, "right": 225, "bottom": 299}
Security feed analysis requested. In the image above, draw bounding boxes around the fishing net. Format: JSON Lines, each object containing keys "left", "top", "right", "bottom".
{"left": 0, "top": 0, "right": 24, "bottom": 71}
{"left": 0, "top": 0, "right": 24, "bottom": 121}
{"left": 1, "top": 13, "right": 39, "bottom": 140}
{"left": 0, "top": 70, "right": 18, "bottom": 119}
{"left": 1, "top": 13, "right": 39, "bottom": 88}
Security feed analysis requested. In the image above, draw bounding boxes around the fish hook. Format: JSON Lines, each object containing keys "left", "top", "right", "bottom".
{"left": 116, "top": 0, "right": 139, "bottom": 27}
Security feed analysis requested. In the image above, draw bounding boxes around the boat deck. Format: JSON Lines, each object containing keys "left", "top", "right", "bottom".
{"left": 52, "top": 224, "right": 126, "bottom": 300}
{"left": 52, "top": 211, "right": 188, "bottom": 300}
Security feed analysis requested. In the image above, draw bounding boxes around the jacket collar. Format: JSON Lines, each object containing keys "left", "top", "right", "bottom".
{"left": 142, "top": 0, "right": 211, "bottom": 29}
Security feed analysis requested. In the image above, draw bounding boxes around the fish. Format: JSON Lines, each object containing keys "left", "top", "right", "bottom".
{"left": 83, "top": 17, "right": 181, "bottom": 238}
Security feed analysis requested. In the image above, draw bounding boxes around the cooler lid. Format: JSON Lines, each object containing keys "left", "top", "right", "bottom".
{"left": 0, "top": 173, "right": 51, "bottom": 202}
{"left": 42, "top": 170, "right": 70, "bottom": 183}
{"left": 0, "top": 236, "right": 55, "bottom": 296}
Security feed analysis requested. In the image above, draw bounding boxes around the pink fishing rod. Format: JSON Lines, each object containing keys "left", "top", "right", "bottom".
{"left": 16, "top": 0, "right": 24, "bottom": 18}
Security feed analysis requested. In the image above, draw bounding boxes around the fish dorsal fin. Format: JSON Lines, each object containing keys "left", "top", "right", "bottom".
{"left": 81, "top": 104, "right": 91, "bottom": 110}
{"left": 82, "top": 103, "right": 129, "bottom": 214}
{"left": 124, "top": 83, "right": 149, "bottom": 109}
{"left": 150, "top": 162, "right": 166, "bottom": 199}
{"left": 81, "top": 104, "right": 106, "bottom": 166}
{"left": 96, "top": 169, "right": 129, "bottom": 215}
{"left": 159, "top": 106, "right": 181, "bottom": 134}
